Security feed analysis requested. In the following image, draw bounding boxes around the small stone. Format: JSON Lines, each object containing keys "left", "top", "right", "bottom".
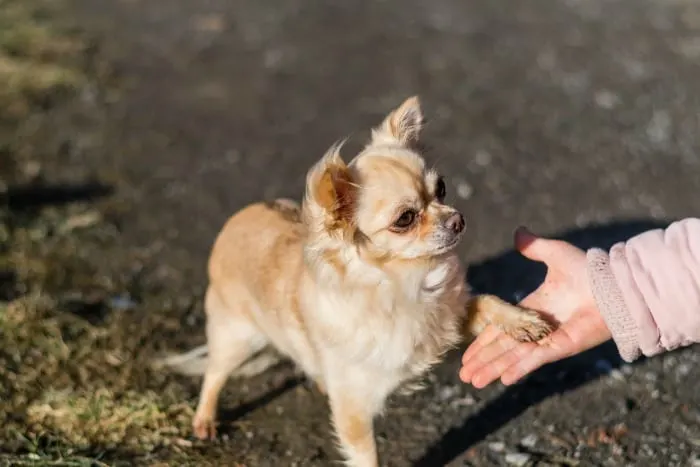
{"left": 451, "top": 394, "right": 476, "bottom": 407}
{"left": 175, "top": 438, "right": 193, "bottom": 447}
{"left": 192, "top": 14, "right": 225, "bottom": 33}
{"left": 677, "top": 363, "right": 691, "bottom": 376}
{"left": 676, "top": 37, "right": 700, "bottom": 59}
{"left": 646, "top": 110, "right": 672, "bottom": 145}
{"left": 622, "top": 59, "right": 649, "bottom": 80}
{"left": 561, "top": 71, "right": 589, "bottom": 94}
{"left": 488, "top": 441, "right": 506, "bottom": 452}
{"left": 520, "top": 434, "right": 537, "bottom": 448}
{"left": 610, "top": 369, "right": 625, "bottom": 381}
{"left": 23, "top": 161, "right": 42, "bottom": 178}
{"left": 474, "top": 149, "right": 492, "bottom": 166}
{"left": 245, "top": 431, "right": 254, "bottom": 439}
{"left": 185, "top": 313, "right": 198, "bottom": 327}
{"left": 537, "top": 48, "right": 557, "bottom": 70}
{"left": 264, "top": 49, "right": 285, "bottom": 68}
{"left": 438, "top": 385, "right": 459, "bottom": 401}
{"left": 594, "top": 89, "right": 620, "bottom": 109}
{"left": 109, "top": 295, "right": 137, "bottom": 311}
{"left": 59, "top": 211, "right": 102, "bottom": 233}
{"left": 505, "top": 452, "right": 531, "bottom": 466}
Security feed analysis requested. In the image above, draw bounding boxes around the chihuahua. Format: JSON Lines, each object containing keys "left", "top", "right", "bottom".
{"left": 159, "top": 97, "right": 552, "bottom": 466}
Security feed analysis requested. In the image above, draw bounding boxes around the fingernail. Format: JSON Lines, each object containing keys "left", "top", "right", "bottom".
{"left": 515, "top": 226, "right": 534, "bottom": 237}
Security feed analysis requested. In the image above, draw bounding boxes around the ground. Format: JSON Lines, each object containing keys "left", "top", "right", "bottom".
{"left": 1, "top": 0, "right": 700, "bottom": 466}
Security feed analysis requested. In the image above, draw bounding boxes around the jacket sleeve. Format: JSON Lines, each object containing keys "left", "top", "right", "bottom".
{"left": 586, "top": 218, "right": 700, "bottom": 362}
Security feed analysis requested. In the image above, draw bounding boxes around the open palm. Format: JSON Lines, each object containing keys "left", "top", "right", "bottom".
{"left": 460, "top": 228, "right": 612, "bottom": 388}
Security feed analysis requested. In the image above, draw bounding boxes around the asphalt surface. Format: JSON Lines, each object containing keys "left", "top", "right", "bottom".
{"left": 65, "top": 0, "right": 700, "bottom": 465}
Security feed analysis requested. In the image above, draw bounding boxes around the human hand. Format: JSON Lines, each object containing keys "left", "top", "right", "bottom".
{"left": 460, "top": 227, "right": 612, "bottom": 388}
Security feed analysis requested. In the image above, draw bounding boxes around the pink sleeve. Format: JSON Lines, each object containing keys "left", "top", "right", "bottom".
{"left": 586, "top": 218, "right": 700, "bottom": 362}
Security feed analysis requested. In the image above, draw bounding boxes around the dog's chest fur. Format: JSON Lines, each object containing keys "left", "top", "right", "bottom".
{"left": 303, "top": 254, "right": 467, "bottom": 389}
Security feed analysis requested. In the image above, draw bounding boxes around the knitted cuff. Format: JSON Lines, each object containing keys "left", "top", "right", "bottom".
{"left": 586, "top": 248, "right": 642, "bottom": 363}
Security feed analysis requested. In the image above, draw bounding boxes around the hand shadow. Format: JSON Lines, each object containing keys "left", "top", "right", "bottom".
{"left": 413, "top": 218, "right": 671, "bottom": 467}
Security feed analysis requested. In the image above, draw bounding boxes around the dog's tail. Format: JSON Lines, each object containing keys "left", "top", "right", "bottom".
{"left": 152, "top": 344, "right": 209, "bottom": 376}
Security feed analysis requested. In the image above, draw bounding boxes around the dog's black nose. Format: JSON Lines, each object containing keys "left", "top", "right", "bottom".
{"left": 445, "top": 212, "right": 465, "bottom": 234}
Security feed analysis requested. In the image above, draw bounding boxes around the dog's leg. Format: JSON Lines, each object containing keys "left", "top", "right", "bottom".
{"left": 465, "top": 294, "right": 553, "bottom": 342}
{"left": 193, "top": 287, "right": 266, "bottom": 440}
{"left": 231, "top": 351, "right": 281, "bottom": 378}
{"left": 328, "top": 388, "right": 378, "bottom": 467}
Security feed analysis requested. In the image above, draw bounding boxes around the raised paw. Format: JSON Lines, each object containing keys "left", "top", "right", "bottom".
{"left": 500, "top": 309, "right": 553, "bottom": 343}
{"left": 193, "top": 412, "right": 218, "bottom": 440}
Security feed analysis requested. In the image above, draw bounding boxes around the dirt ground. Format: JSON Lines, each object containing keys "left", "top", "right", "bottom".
{"left": 1, "top": 0, "right": 700, "bottom": 466}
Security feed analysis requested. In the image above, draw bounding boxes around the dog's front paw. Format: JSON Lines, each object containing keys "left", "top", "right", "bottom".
{"left": 501, "top": 309, "right": 553, "bottom": 343}
{"left": 193, "top": 413, "right": 218, "bottom": 440}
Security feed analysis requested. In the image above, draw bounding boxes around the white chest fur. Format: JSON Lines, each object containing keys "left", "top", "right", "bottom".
{"left": 308, "top": 255, "right": 466, "bottom": 387}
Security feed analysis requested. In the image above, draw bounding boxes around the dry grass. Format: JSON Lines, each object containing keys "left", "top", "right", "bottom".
{"left": 0, "top": 0, "right": 86, "bottom": 122}
{"left": 26, "top": 389, "right": 193, "bottom": 452}
{"left": 0, "top": 205, "right": 199, "bottom": 464}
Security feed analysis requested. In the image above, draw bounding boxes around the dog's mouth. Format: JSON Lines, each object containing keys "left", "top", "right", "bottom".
{"left": 431, "top": 237, "right": 461, "bottom": 256}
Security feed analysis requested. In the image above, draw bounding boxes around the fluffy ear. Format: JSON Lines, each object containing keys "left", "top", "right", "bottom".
{"left": 304, "top": 142, "right": 356, "bottom": 230}
{"left": 372, "top": 96, "right": 424, "bottom": 145}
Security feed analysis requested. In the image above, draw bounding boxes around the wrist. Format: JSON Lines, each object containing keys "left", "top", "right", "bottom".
{"left": 586, "top": 248, "right": 641, "bottom": 362}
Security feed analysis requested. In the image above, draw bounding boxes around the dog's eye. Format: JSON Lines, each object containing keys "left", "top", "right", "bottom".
{"left": 435, "top": 177, "right": 446, "bottom": 202}
{"left": 393, "top": 210, "right": 417, "bottom": 229}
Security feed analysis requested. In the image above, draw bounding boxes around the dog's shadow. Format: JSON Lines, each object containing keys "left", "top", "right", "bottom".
{"left": 412, "top": 218, "right": 670, "bottom": 467}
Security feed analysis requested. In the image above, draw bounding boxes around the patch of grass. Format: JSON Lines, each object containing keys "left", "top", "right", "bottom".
{"left": 0, "top": 2, "right": 203, "bottom": 464}
{"left": 26, "top": 388, "right": 193, "bottom": 452}
{"left": 0, "top": 0, "right": 87, "bottom": 122}
{"left": 0, "top": 207, "right": 199, "bottom": 462}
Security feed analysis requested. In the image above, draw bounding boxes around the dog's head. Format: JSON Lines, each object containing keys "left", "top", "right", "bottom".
{"left": 302, "top": 97, "right": 465, "bottom": 277}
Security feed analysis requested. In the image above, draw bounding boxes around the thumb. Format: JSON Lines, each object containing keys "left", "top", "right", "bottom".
{"left": 514, "top": 226, "right": 561, "bottom": 263}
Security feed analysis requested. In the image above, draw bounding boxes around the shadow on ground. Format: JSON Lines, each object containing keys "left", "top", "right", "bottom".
{"left": 413, "top": 218, "right": 670, "bottom": 467}
{"left": 175, "top": 218, "right": 674, "bottom": 466}
{"left": 1, "top": 181, "right": 113, "bottom": 211}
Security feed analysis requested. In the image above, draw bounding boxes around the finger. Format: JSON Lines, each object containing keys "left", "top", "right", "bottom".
{"left": 461, "top": 324, "right": 502, "bottom": 364}
{"left": 514, "top": 226, "right": 565, "bottom": 264}
{"left": 470, "top": 342, "right": 535, "bottom": 388}
{"left": 500, "top": 342, "right": 560, "bottom": 385}
{"left": 460, "top": 333, "right": 519, "bottom": 383}
{"left": 514, "top": 226, "right": 543, "bottom": 259}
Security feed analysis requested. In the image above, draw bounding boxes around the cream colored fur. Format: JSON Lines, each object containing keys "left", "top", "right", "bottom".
{"left": 158, "top": 97, "right": 551, "bottom": 467}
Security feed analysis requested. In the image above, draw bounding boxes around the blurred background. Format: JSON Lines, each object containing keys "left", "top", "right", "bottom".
{"left": 1, "top": 0, "right": 699, "bottom": 465}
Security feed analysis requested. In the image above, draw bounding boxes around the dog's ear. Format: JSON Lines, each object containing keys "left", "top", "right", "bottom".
{"left": 304, "top": 142, "right": 355, "bottom": 230}
{"left": 372, "top": 96, "right": 424, "bottom": 146}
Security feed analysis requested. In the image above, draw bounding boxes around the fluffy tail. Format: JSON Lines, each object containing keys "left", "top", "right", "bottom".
{"left": 152, "top": 344, "right": 209, "bottom": 376}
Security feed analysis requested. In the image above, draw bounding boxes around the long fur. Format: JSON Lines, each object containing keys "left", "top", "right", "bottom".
{"left": 157, "top": 96, "right": 552, "bottom": 467}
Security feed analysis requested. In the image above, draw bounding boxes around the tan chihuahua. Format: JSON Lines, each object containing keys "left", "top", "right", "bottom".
{"left": 160, "top": 97, "right": 552, "bottom": 467}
